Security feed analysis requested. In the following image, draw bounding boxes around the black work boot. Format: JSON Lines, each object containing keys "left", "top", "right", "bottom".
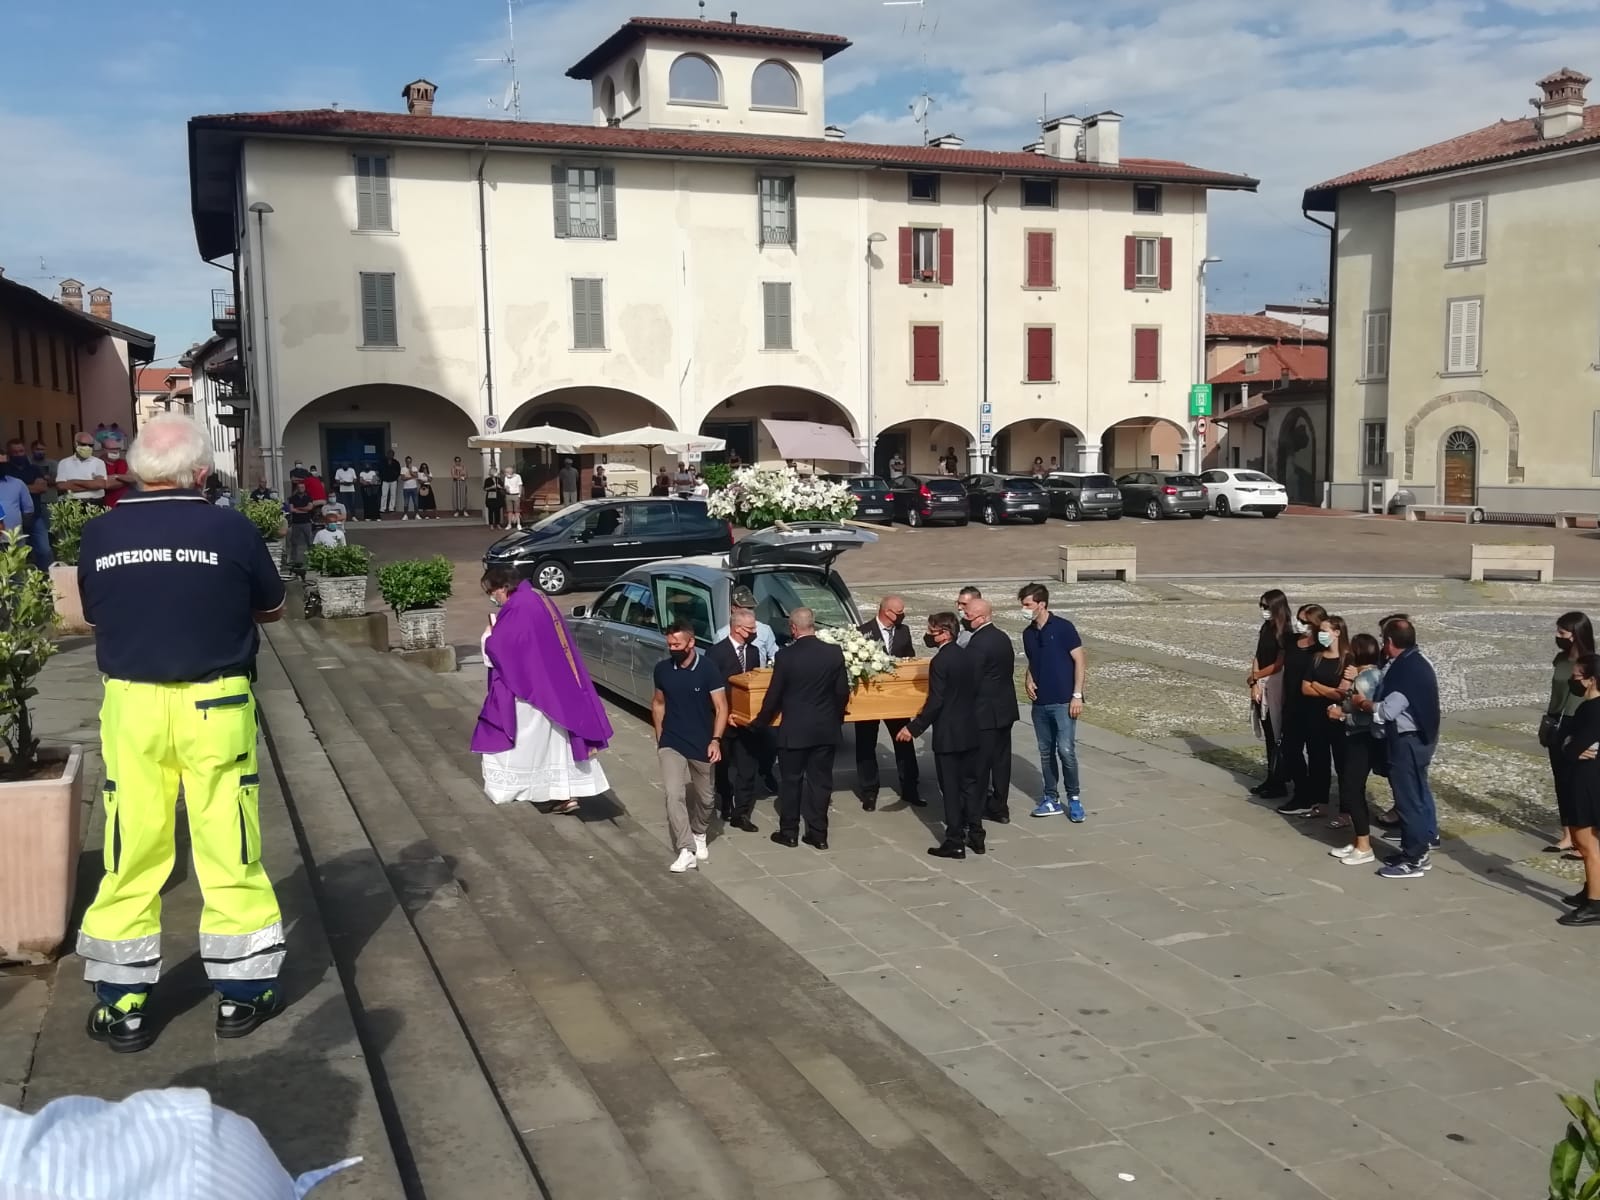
{"left": 216, "top": 986, "right": 285, "bottom": 1039}
{"left": 87, "top": 992, "right": 156, "bottom": 1054}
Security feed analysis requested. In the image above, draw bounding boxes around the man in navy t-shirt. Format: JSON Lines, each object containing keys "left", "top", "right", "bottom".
{"left": 1018, "top": 583, "right": 1089, "bottom": 822}
{"left": 652, "top": 620, "right": 728, "bottom": 874}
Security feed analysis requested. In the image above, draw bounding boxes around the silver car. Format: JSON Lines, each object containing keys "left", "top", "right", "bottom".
{"left": 566, "top": 523, "right": 875, "bottom": 707}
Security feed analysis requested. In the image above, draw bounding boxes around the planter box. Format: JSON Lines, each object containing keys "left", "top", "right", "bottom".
{"left": 48, "top": 562, "right": 90, "bottom": 635}
{"left": 396, "top": 606, "right": 446, "bottom": 650}
{"left": 1470, "top": 543, "right": 1553, "bottom": 583}
{"left": 728, "top": 659, "right": 931, "bottom": 726}
{"left": 315, "top": 574, "right": 369, "bottom": 619}
{"left": 1059, "top": 542, "right": 1136, "bottom": 583}
{"left": 0, "top": 745, "right": 85, "bottom": 964}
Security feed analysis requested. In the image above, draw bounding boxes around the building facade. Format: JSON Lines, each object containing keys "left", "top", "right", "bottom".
{"left": 1308, "top": 67, "right": 1600, "bottom": 514}
{"left": 187, "top": 17, "right": 1254, "bottom": 496}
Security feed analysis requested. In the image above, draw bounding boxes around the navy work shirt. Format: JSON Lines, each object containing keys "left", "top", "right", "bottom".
{"left": 78, "top": 490, "right": 286, "bottom": 683}
{"left": 1021, "top": 613, "right": 1083, "bottom": 705}
{"left": 652, "top": 648, "right": 726, "bottom": 762}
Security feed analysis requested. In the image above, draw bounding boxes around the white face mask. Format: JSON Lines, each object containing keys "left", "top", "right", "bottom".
{"left": 1022, "top": 607, "right": 1039, "bottom": 622}
{"left": 1293, "top": 620, "right": 1309, "bottom": 635}
{"left": 1260, "top": 606, "right": 1271, "bottom": 618}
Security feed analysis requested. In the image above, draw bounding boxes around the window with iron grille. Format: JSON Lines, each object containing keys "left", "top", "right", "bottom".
{"left": 553, "top": 164, "right": 616, "bottom": 239}
{"left": 1362, "top": 421, "right": 1388, "bottom": 471}
{"left": 758, "top": 176, "right": 796, "bottom": 247}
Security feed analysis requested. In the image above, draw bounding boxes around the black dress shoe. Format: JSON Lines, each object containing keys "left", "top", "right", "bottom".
{"left": 1256, "top": 784, "right": 1289, "bottom": 800}
{"left": 1563, "top": 888, "right": 1587, "bottom": 907}
{"left": 861, "top": 794, "right": 878, "bottom": 812}
{"left": 966, "top": 832, "right": 987, "bottom": 855}
{"left": 801, "top": 833, "right": 829, "bottom": 851}
{"left": 905, "top": 795, "right": 928, "bottom": 808}
{"left": 770, "top": 831, "right": 799, "bottom": 847}
{"left": 733, "top": 817, "right": 759, "bottom": 833}
{"left": 928, "top": 842, "right": 966, "bottom": 860}
{"left": 1557, "top": 900, "right": 1600, "bottom": 926}
{"left": 985, "top": 812, "right": 1011, "bottom": 825}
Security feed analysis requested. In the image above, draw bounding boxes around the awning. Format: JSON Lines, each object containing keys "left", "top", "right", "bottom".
{"left": 760, "top": 419, "right": 863, "bottom": 464}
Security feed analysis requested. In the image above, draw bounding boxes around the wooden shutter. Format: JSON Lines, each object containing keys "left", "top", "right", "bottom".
{"left": 938, "top": 227, "right": 954, "bottom": 285}
{"left": 1026, "top": 327, "right": 1053, "bottom": 382}
{"left": 360, "top": 272, "right": 380, "bottom": 344}
{"left": 1450, "top": 198, "right": 1485, "bottom": 262}
{"left": 1158, "top": 237, "right": 1173, "bottom": 290}
{"left": 376, "top": 274, "right": 397, "bottom": 345}
{"left": 1123, "top": 236, "right": 1137, "bottom": 289}
{"left": 1133, "top": 327, "right": 1159, "bottom": 381}
{"left": 371, "top": 156, "right": 392, "bottom": 230}
{"left": 572, "top": 278, "right": 605, "bottom": 349}
{"left": 1026, "top": 231, "right": 1054, "bottom": 288}
{"left": 762, "top": 282, "right": 792, "bottom": 349}
{"left": 1364, "top": 311, "right": 1390, "bottom": 378}
{"left": 552, "top": 165, "right": 570, "bottom": 238}
{"left": 911, "top": 325, "right": 941, "bottom": 381}
{"left": 898, "top": 227, "right": 914, "bottom": 284}
{"left": 1464, "top": 198, "right": 1484, "bottom": 259}
{"left": 599, "top": 167, "right": 617, "bottom": 240}
{"left": 355, "top": 155, "right": 374, "bottom": 230}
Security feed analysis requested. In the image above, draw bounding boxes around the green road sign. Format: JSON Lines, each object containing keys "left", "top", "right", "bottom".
{"left": 1188, "top": 384, "right": 1213, "bottom": 417}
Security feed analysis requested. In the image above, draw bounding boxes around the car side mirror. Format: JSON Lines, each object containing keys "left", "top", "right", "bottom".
{"left": 570, "top": 604, "right": 588, "bottom": 618}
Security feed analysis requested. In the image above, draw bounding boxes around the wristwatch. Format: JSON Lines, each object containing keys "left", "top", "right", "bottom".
{"left": 1072, "top": 692, "right": 1084, "bottom": 701}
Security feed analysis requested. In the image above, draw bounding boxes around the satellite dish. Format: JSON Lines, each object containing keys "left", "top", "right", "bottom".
{"left": 909, "top": 94, "right": 931, "bottom": 123}
{"left": 501, "top": 83, "right": 515, "bottom": 111}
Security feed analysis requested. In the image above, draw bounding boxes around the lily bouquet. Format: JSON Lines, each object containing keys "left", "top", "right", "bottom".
{"left": 705, "top": 466, "right": 858, "bottom": 529}
{"left": 816, "top": 625, "right": 899, "bottom": 688}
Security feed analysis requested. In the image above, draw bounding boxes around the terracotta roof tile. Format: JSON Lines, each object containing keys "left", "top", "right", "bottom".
{"left": 1305, "top": 102, "right": 1600, "bottom": 207}
{"left": 190, "top": 109, "right": 1256, "bottom": 188}
{"left": 1206, "top": 313, "right": 1326, "bottom": 342}
{"left": 136, "top": 366, "right": 189, "bottom": 392}
{"left": 568, "top": 16, "right": 851, "bottom": 78}
{"left": 1208, "top": 344, "right": 1327, "bottom": 386}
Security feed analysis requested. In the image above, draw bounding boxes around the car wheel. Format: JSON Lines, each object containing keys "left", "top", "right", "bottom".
{"left": 956, "top": 517, "right": 970, "bottom": 526}
{"left": 1064, "top": 501, "right": 1081, "bottom": 522}
{"left": 1107, "top": 512, "right": 1122, "bottom": 521}
{"left": 1215, "top": 495, "right": 1231, "bottom": 517}
{"left": 1264, "top": 508, "right": 1281, "bottom": 519}
{"left": 983, "top": 504, "right": 1000, "bottom": 526}
{"left": 1145, "top": 500, "right": 1162, "bottom": 521}
{"left": 1189, "top": 511, "right": 1206, "bottom": 520}
{"left": 1031, "top": 515, "right": 1047, "bottom": 525}
{"left": 907, "top": 508, "right": 924, "bottom": 527}
{"left": 533, "top": 559, "right": 570, "bottom": 595}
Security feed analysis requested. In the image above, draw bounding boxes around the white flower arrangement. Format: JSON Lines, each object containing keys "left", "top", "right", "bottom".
{"left": 705, "top": 465, "right": 858, "bottom": 529}
{"left": 816, "top": 625, "right": 899, "bottom": 688}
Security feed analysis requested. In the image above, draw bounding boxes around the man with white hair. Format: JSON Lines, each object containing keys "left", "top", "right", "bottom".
{"left": 74, "top": 413, "right": 289, "bottom": 1053}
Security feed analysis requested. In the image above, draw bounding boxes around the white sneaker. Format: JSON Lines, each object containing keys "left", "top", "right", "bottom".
{"left": 670, "top": 848, "right": 698, "bottom": 873}
{"left": 1329, "top": 844, "right": 1357, "bottom": 858}
{"left": 1339, "top": 848, "right": 1376, "bottom": 866}
{"left": 692, "top": 833, "right": 709, "bottom": 862}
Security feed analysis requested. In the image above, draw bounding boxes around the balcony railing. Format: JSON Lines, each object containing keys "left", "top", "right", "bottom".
{"left": 211, "top": 289, "right": 238, "bottom": 324}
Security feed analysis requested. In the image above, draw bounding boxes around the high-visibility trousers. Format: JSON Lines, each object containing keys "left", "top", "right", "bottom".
{"left": 77, "top": 676, "right": 286, "bottom": 991}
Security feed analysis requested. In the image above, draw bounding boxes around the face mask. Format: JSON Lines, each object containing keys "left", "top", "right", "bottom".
{"left": 889, "top": 614, "right": 904, "bottom": 627}
{"left": 922, "top": 632, "right": 939, "bottom": 648}
{"left": 1317, "top": 631, "right": 1333, "bottom": 648}
{"left": 31, "top": 452, "right": 45, "bottom": 462}
{"left": 1292, "top": 620, "right": 1308, "bottom": 635}
{"left": 1022, "top": 607, "right": 1039, "bottom": 622}
{"left": 1260, "top": 607, "right": 1271, "bottom": 618}
{"left": 75, "top": 445, "right": 93, "bottom": 459}
{"left": 959, "top": 617, "right": 973, "bottom": 632}
{"left": 1558, "top": 636, "right": 1571, "bottom": 651}
{"left": 669, "top": 647, "right": 691, "bottom": 665}
{"left": 7, "top": 455, "right": 24, "bottom": 469}
{"left": 106, "top": 451, "right": 122, "bottom": 461}
{"left": 326, "top": 523, "right": 341, "bottom": 531}
{"left": 1571, "top": 680, "right": 1587, "bottom": 697}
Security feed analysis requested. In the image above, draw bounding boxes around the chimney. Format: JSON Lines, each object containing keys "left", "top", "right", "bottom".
{"left": 1083, "top": 111, "right": 1123, "bottom": 166}
{"left": 1021, "top": 139, "right": 1046, "bottom": 155}
{"left": 1040, "top": 115, "right": 1084, "bottom": 161}
{"left": 1537, "top": 67, "right": 1589, "bottom": 139}
{"left": 402, "top": 78, "right": 437, "bottom": 117}
{"left": 927, "top": 132, "right": 965, "bottom": 150}
{"left": 88, "top": 287, "right": 112, "bottom": 320}
{"left": 823, "top": 124, "right": 846, "bottom": 140}
{"left": 59, "top": 279, "right": 84, "bottom": 311}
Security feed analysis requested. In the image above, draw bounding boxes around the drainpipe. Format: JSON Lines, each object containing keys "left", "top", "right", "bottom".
{"left": 979, "top": 174, "right": 1006, "bottom": 471}
{"left": 477, "top": 147, "right": 498, "bottom": 475}
{"left": 1303, "top": 207, "right": 1336, "bottom": 507}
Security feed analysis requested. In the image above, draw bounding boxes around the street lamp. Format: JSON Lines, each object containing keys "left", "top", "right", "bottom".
{"left": 248, "top": 201, "right": 281, "bottom": 495}
{"left": 865, "top": 232, "right": 888, "bottom": 474}
{"left": 1194, "top": 255, "right": 1224, "bottom": 473}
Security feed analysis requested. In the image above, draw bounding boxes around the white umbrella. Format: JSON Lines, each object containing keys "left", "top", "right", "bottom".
{"left": 591, "top": 425, "right": 726, "bottom": 453}
{"left": 466, "top": 424, "right": 600, "bottom": 452}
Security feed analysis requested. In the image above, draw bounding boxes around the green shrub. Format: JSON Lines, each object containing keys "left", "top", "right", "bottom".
{"left": 377, "top": 555, "right": 453, "bottom": 614}
{"left": 1549, "top": 1083, "right": 1600, "bottom": 1199}
{"left": 698, "top": 462, "right": 733, "bottom": 491}
{"left": 241, "top": 497, "right": 285, "bottom": 542}
{"left": 0, "top": 531, "right": 60, "bottom": 778}
{"left": 306, "top": 543, "right": 371, "bottom": 578}
{"left": 46, "top": 499, "right": 106, "bottom": 567}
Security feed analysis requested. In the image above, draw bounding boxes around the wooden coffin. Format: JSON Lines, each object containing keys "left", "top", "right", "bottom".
{"left": 727, "top": 659, "right": 931, "bottom": 726}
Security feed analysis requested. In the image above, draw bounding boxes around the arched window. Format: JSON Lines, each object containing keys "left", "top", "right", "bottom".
{"left": 751, "top": 60, "right": 800, "bottom": 109}
{"left": 668, "top": 53, "right": 721, "bottom": 103}
{"left": 599, "top": 76, "right": 616, "bottom": 120}
{"left": 623, "top": 59, "right": 641, "bottom": 108}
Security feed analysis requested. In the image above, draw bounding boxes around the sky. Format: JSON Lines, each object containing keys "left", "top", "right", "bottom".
{"left": 3, "top": 0, "right": 1599, "bottom": 360}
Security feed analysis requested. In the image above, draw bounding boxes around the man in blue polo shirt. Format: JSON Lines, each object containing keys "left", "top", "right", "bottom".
{"left": 652, "top": 619, "right": 728, "bottom": 874}
{"left": 1018, "top": 583, "right": 1089, "bottom": 822}
{"left": 74, "top": 413, "right": 288, "bottom": 1053}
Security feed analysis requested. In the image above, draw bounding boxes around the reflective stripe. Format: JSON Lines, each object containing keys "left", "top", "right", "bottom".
{"left": 198, "top": 922, "right": 284, "bottom": 961}
{"left": 76, "top": 931, "right": 160, "bottom": 964}
{"left": 204, "top": 950, "right": 285, "bottom": 981}
{"left": 83, "top": 960, "right": 161, "bottom": 985}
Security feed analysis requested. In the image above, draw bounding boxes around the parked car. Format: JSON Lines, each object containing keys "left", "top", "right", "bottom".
{"left": 567, "top": 523, "right": 875, "bottom": 706}
{"left": 887, "top": 474, "right": 970, "bottom": 527}
{"left": 1116, "top": 472, "right": 1209, "bottom": 520}
{"left": 962, "top": 475, "right": 1049, "bottom": 525}
{"left": 1199, "top": 468, "right": 1288, "bottom": 518}
{"left": 482, "top": 497, "right": 733, "bottom": 595}
{"left": 821, "top": 474, "right": 894, "bottom": 525}
{"left": 1040, "top": 472, "right": 1124, "bottom": 521}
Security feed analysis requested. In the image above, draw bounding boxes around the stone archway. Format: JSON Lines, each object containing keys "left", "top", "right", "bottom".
{"left": 875, "top": 419, "right": 975, "bottom": 478}
{"left": 992, "top": 418, "right": 1086, "bottom": 475}
{"left": 507, "top": 387, "right": 675, "bottom": 502}
{"left": 1100, "top": 416, "right": 1192, "bottom": 475}
{"left": 1275, "top": 407, "right": 1317, "bottom": 505}
{"left": 282, "top": 384, "right": 478, "bottom": 494}
{"left": 701, "top": 386, "right": 860, "bottom": 468}
{"left": 1404, "top": 390, "right": 1521, "bottom": 483}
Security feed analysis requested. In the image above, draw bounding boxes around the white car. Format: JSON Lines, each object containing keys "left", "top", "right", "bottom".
{"left": 1199, "top": 469, "right": 1288, "bottom": 518}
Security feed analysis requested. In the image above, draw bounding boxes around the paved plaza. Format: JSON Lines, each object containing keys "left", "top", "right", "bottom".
{"left": 5, "top": 558, "right": 1599, "bottom": 1198}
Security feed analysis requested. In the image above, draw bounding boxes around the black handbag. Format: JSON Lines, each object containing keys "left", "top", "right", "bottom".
{"left": 1538, "top": 713, "right": 1561, "bottom": 749}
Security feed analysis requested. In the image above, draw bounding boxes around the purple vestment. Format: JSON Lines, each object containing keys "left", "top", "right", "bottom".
{"left": 470, "top": 581, "right": 613, "bottom": 760}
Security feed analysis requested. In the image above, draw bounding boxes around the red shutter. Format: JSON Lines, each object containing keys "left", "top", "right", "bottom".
{"left": 1026, "top": 327, "right": 1053, "bottom": 382}
{"left": 912, "top": 325, "right": 941, "bottom": 381}
{"left": 1133, "top": 328, "right": 1160, "bottom": 381}
{"left": 1123, "top": 236, "right": 1137, "bottom": 290}
{"left": 1158, "top": 237, "right": 1173, "bottom": 290}
{"left": 1026, "top": 231, "right": 1054, "bottom": 288}
{"left": 938, "top": 227, "right": 954, "bottom": 286}
{"left": 898, "top": 227, "right": 914, "bottom": 284}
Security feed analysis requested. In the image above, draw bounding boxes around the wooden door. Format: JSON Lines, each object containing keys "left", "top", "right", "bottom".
{"left": 1443, "top": 430, "right": 1477, "bottom": 506}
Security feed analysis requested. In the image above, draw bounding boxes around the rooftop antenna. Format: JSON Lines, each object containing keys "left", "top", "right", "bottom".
{"left": 478, "top": 0, "right": 522, "bottom": 120}
{"left": 884, "top": 0, "right": 938, "bottom": 144}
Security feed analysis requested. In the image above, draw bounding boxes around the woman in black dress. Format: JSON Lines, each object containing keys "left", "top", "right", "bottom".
{"left": 1247, "top": 589, "right": 1291, "bottom": 798}
{"left": 416, "top": 462, "right": 438, "bottom": 518}
{"left": 1544, "top": 612, "right": 1594, "bottom": 858}
{"left": 1299, "top": 614, "right": 1356, "bottom": 823}
{"left": 1274, "top": 603, "right": 1326, "bottom": 816}
{"left": 1557, "top": 652, "right": 1600, "bottom": 925}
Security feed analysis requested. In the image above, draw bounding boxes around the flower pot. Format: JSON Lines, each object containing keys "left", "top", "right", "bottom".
{"left": 0, "top": 745, "right": 85, "bottom": 964}
{"left": 48, "top": 562, "right": 90, "bottom": 635}
{"left": 396, "top": 606, "right": 446, "bottom": 650}
{"left": 316, "top": 574, "right": 369, "bottom": 619}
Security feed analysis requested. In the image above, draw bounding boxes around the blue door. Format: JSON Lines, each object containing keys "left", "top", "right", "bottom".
{"left": 323, "top": 425, "right": 387, "bottom": 474}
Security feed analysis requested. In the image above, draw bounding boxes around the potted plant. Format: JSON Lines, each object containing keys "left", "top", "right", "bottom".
{"left": 1549, "top": 1083, "right": 1600, "bottom": 1199}
{"left": 241, "top": 496, "right": 287, "bottom": 542}
{"left": 306, "top": 543, "right": 372, "bottom": 619}
{"left": 0, "top": 529, "right": 82, "bottom": 964}
{"left": 377, "top": 555, "right": 454, "bottom": 649}
{"left": 46, "top": 498, "right": 105, "bottom": 636}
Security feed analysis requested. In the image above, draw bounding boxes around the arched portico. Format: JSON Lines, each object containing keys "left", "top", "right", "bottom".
{"left": 700, "top": 386, "right": 860, "bottom": 468}
{"left": 282, "top": 384, "right": 476, "bottom": 491}
{"left": 992, "top": 418, "right": 1086, "bottom": 475}
{"left": 1100, "top": 416, "right": 1192, "bottom": 475}
{"left": 507, "top": 387, "right": 676, "bottom": 501}
{"left": 873, "top": 420, "right": 974, "bottom": 478}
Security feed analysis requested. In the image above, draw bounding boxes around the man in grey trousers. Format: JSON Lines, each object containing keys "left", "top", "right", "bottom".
{"left": 652, "top": 620, "right": 728, "bottom": 874}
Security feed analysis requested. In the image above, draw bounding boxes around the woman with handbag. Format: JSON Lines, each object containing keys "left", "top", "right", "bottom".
{"left": 1544, "top": 611, "right": 1595, "bottom": 858}
{"left": 1557, "top": 653, "right": 1600, "bottom": 925}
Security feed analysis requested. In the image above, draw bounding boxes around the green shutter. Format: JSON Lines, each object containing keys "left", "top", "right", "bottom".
{"left": 370, "top": 155, "right": 392, "bottom": 230}
{"left": 785, "top": 176, "right": 796, "bottom": 248}
{"left": 552, "top": 164, "right": 569, "bottom": 238}
{"left": 572, "top": 279, "right": 604, "bottom": 349}
{"left": 355, "top": 156, "right": 374, "bottom": 230}
{"left": 360, "top": 272, "right": 380, "bottom": 344}
{"left": 763, "top": 282, "right": 792, "bottom": 349}
{"left": 599, "top": 167, "right": 617, "bottom": 240}
{"left": 377, "top": 274, "right": 398, "bottom": 345}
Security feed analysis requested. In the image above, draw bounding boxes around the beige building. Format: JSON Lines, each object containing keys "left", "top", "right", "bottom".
{"left": 185, "top": 16, "right": 1254, "bottom": 497}
{"left": 1307, "top": 67, "right": 1600, "bottom": 514}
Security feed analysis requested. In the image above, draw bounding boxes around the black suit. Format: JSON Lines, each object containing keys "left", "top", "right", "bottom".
{"left": 853, "top": 619, "right": 920, "bottom": 807}
{"left": 753, "top": 635, "right": 850, "bottom": 840}
{"left": 708, "top": 636, "right": 765, "bottom": 823}
{"left": 966, "top": 622, "right": 1020, "bottom": 820}
{"left": 907, "top": 641, "right": 980, "bottom": 844}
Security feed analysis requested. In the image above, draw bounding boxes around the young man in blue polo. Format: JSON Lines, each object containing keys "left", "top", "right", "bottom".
{"left": 1018, "top": 583, "right": 1089, "bottom": 822}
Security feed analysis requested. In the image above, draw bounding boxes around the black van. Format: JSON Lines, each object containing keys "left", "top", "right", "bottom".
{"left": 483, "top": 498, "right": 733, "bottom": 595}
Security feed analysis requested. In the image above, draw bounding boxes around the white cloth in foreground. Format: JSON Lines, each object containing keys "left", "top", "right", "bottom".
{"left": 0, "top": 1088, "right": 361, "bottom": 1199}
{"left": 478, "top": 628, "right": 609, "bottom": 805}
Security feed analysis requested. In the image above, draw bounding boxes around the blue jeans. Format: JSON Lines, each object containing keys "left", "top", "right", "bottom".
{"left": 1387, "top": 734, "right": 1437, "bottom": 863}
{"left": 1031, "top": 703, "right": 1079, "bottom": 802}
{"left": 402, "top": 487, "right": 419, "bottom": 513}
{"left": 28, "top": 518, "right": 53, "bottom": 569}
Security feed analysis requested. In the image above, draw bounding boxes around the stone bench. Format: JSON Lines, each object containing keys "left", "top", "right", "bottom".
{"left": 1553, "top": 511, "right": 1595, "bottom": 530}
{"left": 1059, "top": 543, "right": 1136, "bottom": 583}
{"left": 1405, "top": 503, "right": 1486, "bottom": 524}
{"left": 1469, "top": 543, "right": 1554, "bottom": 583}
